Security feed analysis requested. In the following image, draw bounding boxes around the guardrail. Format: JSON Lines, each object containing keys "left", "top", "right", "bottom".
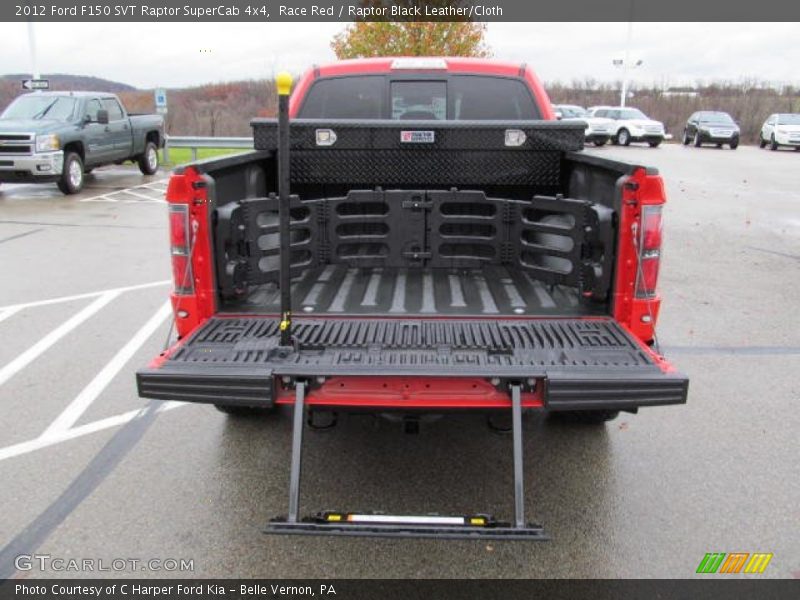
{"left": 163, "top": 135, "right": 254, "bottom": 162}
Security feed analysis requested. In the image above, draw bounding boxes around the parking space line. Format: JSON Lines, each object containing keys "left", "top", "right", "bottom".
{"left": 68, "top": 401, "right": 184, "bottom": 441}
{"left": 81, "top": 196, "right": 119, "bottom": 203}
{"left": 117, "top": 190, "right": 164, "bottom": 201}
{"left": 0, "top": 292, "right": 120, "bottom": 387}
{"left": 79, "top": 179, "right": 169, "bottom": 204}
{"left": 142, "top": 180, "right": 168, "bottom": 189}
{"left": 0, "top": 401, "right": 185, "bottom": 462}
{"left": 42, "top": 301, "right": 173, "bottom": 438}
{"left": 0, "top": 307, "right": 22, "bottom": 325}
{"left": 0, "top": 280, "right": 170, "bottom": 312}
{"left": 0, "top": 402, "right": 164, "bottom": 580}
{"left": 0, "top": 412, "right": 138, "bottom": 462}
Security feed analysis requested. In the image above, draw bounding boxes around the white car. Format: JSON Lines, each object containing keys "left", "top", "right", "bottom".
{"left": 759, "top": 113, "right": 800, "bottom": 151}
{"left": 587, "top": 106, "right": 665, "bottom": 147}
{"left": 553, "top": 104, "right": 614, "bottom": 147}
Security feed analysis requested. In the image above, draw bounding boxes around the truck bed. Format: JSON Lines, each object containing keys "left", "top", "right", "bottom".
{"left": 138, "top": 119, "right": 688, "bottom": 412}
{"left": 228, "top": 265, "right": 599, "bottom": 317}
{"left": 209, "top": 120, "right": 616, "bottom": 319}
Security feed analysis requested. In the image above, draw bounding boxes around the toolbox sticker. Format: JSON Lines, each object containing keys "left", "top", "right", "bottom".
{"left": 401, "top": 130, "right": 435, "bottom": 143}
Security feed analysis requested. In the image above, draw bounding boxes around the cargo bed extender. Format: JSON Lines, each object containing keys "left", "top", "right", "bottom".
{"left": 137, "top": 58, "right": 688, "bottom": 540}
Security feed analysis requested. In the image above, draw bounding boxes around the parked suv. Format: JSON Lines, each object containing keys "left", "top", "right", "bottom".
{"left": 553, "top": 104, "right": 613, "bottom": 146}
{"left": 759, "top": 113, "right": 800, "bottom": 151}
{"left": 683, "top": 111, "right": 740, "bottom": 149}
{"left": 587, "top": 106, "right": 665, "bottom": 147}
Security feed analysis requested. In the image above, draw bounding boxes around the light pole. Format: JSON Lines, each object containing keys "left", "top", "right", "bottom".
{"left": 613, "top": 56, "right": 643, "bottom": 107}
{"left": 613, "top": 0, "right": 642, "bottom": 107}
{"left": 26, "top": 1, "right": 40, "bottom": 80}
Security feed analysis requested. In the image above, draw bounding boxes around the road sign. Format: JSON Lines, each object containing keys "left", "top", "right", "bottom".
{"left": 154, "top": 88, "right": 168, "bottom": 115}
{"left": 22, "top": 79, "right": 49, "bottom": 90}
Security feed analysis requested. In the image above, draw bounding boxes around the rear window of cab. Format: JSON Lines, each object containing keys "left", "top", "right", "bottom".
{"left": 298, "top": 75, "right": 541, "bottom": 120}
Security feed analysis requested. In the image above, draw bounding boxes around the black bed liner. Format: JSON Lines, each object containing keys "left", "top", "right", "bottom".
{"left": 228, "top": 265, "right": 600, "bottom": 317}
{"left": 137, "top": 316, "right": 688, "bottom": 409}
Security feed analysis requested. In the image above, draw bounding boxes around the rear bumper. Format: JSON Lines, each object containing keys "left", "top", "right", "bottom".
{"left": 137, "top": 368, "right": 688, "bottom": 411}
{"left": 137, "top": 369, "right": 274, "bottom": 408}
{"left": 545, "top": 374, "right": 688, "bottom": 410}
{"left": 0, "top": 151, "right": 63, "bottom": 182}
{"left": 774, "top": 134, "right": 800, "bottom": 146}
{"left": 630, "top": 134, "right": 664, "bottom": 143}
{"left": 697, "top": 132, "right": 739, "bottom": 144}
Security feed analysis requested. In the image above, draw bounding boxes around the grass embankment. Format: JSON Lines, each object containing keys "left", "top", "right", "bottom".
{"left": 158, "top": 147, "right": 245, "bottom": 167}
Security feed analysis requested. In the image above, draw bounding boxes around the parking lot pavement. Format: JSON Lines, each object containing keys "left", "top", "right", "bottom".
{"left": 0, "top": 147, "right": 798, "bottom": 579}
{"left": 0, "top": 165, "right": 167, "bottom": 203}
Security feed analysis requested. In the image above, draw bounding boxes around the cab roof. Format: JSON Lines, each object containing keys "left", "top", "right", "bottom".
{"left": 290, "top": 57, "right": 555, "bottom": 121}
{"left": 316, "top": 57, "right": 527, "bottom": 78}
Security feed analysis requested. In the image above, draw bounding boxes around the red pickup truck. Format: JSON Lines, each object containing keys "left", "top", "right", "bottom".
{"left": 137, "top": 58, "right": 688, "bottom": 540}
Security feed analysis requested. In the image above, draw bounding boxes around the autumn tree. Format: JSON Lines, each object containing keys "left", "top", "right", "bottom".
{"left": 332, "top": 21, "right": 491, "bottom": 59}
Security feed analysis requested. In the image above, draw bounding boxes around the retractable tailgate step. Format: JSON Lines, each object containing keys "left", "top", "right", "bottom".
{"left": 264, "top": 382, "right": 549, "bottom": 540}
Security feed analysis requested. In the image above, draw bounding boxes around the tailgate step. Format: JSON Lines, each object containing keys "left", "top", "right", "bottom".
{"left": 268, "top": 513, "right": 547, "bottom": 540}
{"left": 264, "top": 383, "right": 549, "bottom": 540}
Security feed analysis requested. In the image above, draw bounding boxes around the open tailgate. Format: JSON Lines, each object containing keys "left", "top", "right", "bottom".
{"left": 137, "top": 315, "right": 688, "bottom": 410}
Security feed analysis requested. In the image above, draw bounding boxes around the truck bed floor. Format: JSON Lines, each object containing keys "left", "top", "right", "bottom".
{"left": 222, "top": 265, "right": 600, "bottom": 317}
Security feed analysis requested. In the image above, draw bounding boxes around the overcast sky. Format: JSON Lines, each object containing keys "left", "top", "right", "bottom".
{"left": 0, "top": 22, "right": 798, "bottom": 89}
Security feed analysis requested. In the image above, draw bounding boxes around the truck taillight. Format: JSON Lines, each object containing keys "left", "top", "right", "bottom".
{"left": 169, "top": 207, "right": 188, "bottom": 248}
{"left": 636, "top": 205, "right": 663, "bottom": 298}
{"left": 169, "top": 204, "right": 193, "bottom": 294}
{"left": 642, "top": 206, "right": 662, "bottom": 251}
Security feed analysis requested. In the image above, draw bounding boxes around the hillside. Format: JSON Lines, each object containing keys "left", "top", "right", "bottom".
{"left": 1, "top": 73, "right": 135, "bottom": 93}
{"left": 0, "top": 73, "right": 138, "bottom": 119}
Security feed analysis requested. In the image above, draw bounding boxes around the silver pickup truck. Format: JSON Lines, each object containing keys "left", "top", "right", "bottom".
{"left": 0, "top": 91, "right": 164, "bottom": 194}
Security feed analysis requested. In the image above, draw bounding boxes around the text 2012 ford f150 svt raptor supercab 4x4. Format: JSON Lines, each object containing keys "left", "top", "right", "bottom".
{"left": 137, "top": 58, "right": 688, "bottom": 540}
